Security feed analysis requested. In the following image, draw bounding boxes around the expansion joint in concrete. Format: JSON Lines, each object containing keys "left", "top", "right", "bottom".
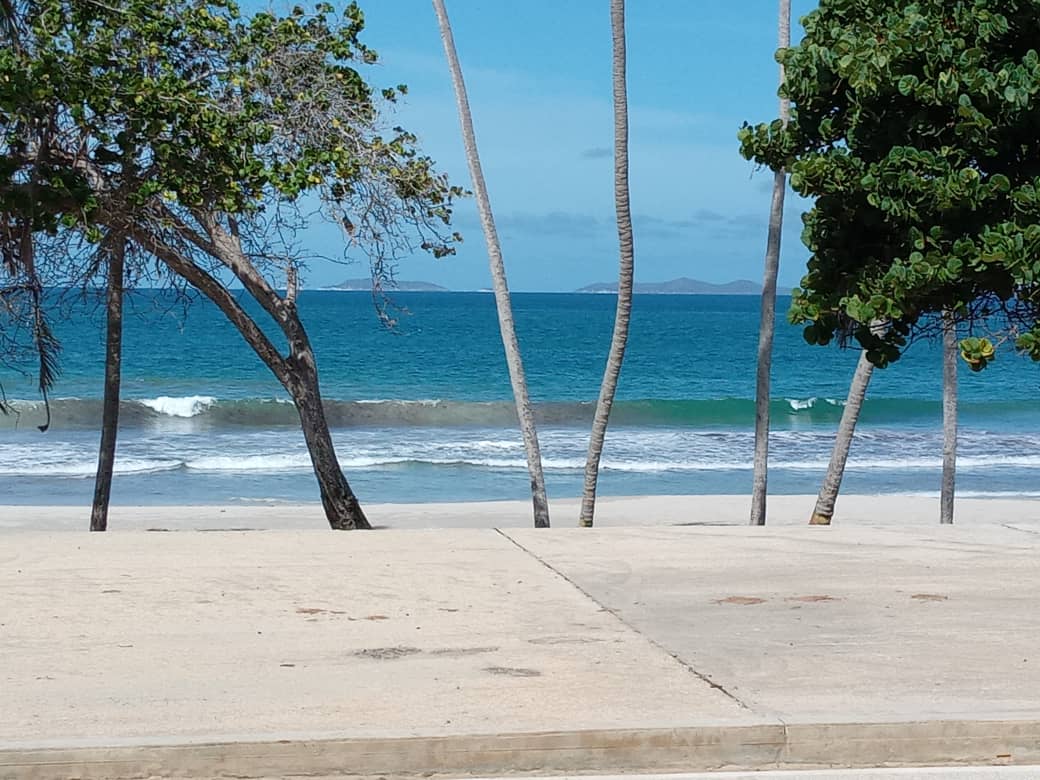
{"left": 494, "top": 528, "right": 756, "bottom": 713}
{"left": 1001, "top": 523, "right": 1040, "bottom": 537}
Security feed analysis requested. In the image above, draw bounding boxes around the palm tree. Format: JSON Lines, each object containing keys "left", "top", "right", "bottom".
{"left": 90, "top": 235, "right": 125, "bottom": 531}
{"left": 809, "top": 349, "right": 875, "bottom": 525}
{"left": 579, "top": 0, "right": 635, "bottom": 528}
{"left": 432, "top": 0, "right": 550, "bottom": 527}
{"left": 750, "top": 0, "right": 792, "bottom": 526}
{"left": 941, "top": 310, "right": 957, "bottom": 524}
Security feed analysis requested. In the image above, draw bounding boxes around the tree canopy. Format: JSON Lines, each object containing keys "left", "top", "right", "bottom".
{"left": 2, "top": 0, "right": 461, "bottom": 227}
{"left": 1, "top": 0, "right": 462, "bottom": 370}
{"left": 739, "top": 0, "right": 1040, "bottom": 369}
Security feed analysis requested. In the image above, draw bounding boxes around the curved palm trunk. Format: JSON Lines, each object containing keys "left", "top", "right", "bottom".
{"left": 433, "top": 0, "right": 550, "bottom": 528}
{"left": 810, "top": 350, "right": 875, "bottom": 525}
{"left": 941, "top": 311, "right": 957, "bottom": 524}
{"left": 90, "top": 237, "right": 124, "bottom": 532}
{"left": 750, "top": 0, "right": 792, "bottom": 527}
{"left": 579, "top": 0, "right": 635, "bottom": 528}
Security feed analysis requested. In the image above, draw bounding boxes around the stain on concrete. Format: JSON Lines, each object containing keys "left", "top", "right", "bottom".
{"left": 428, "top": 646, "right": 499, "bottom": 657}
{"left": 483, "top": 666, "right": 542, "bottom": 677}
{"left": 354, "top": 646, "right": 422, "bottom": 660}
{"left": 528, "top": 636, "right": 605, "bottom": 645}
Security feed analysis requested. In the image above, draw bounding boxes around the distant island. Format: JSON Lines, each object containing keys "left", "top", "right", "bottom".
{"left": 324, "top": 278, "right": 449, "bottom": 292}
{"left": 576, "top": 277, "right": 792, "bottom": 295}
{"left": 321, "top": 276, "right": 791, "bottom": 294}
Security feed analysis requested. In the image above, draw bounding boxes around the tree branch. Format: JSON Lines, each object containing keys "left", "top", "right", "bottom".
{"left": 286, "top": 263, "right": 299, "bottom": 305}
{"left": 194, "top": 210, "right": 289, "bottom": 326}
{"left": 127, "top": 225, "right": 289, "bottom": 381}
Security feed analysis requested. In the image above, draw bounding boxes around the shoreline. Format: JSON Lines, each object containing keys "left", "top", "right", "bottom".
{"left": 3, "top": 492, "right": 1040, "bottom": 531}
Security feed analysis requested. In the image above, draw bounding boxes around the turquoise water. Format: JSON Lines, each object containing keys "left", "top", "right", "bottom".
{"left": 1, "top": 291, "right": 1037, "bottom": 504}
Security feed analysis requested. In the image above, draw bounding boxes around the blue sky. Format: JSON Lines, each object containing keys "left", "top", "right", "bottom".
{"left": 294, "top": 1, "right": 819, "bottom": 291}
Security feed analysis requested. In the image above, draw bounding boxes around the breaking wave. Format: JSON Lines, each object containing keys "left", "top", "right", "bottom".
{"left": 136, "top": 396, "right": 217, "bottom": 418}
{"left": 1, "top": 395, "right": 1032, "bottom": 431}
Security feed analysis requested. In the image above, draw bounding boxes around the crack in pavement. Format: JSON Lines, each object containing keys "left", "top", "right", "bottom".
{"left": 1002, "top": 523, "right": 1040, "bottom": 538}
{"left": 494, "top": 528, "right": 756, "bottom": 713}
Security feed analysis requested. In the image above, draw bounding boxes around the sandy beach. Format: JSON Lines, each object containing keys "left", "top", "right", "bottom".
{"left": 2, "top": 493, "right": 1039, "bottom": 531}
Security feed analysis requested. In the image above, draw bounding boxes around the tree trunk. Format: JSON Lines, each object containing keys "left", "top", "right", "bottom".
{"left": 90, "top": 237, "right": 125, "bottom": 532}
{"left": 285, "top": 346, "right": 370, "bottom": 530}
{"left": 578, "top": 0, "right": 635, "bottom": 528}
{"left": 432, "top": 0, "right": 550, "bottom": 528}
{"left": 941, "top": 311, "right": 957, "bottom": 524}
{"left": 810, "top": 350, "right": 875, "bottom": 525}
{"left": 750, "top": 0, "right": 792, "bottom": 527}
{"left": 130, "top": 226, "right": 370, "bottom": 530}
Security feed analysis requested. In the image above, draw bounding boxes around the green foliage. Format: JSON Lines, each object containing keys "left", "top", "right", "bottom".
{"left": 739, "top": 0, "right": 1040, "bottom": 367}
{"left": 1, "top": 0, "right": 461, "bottom": 257}
{"left": 959, "top": 335, "right": 996, "bottom": 370}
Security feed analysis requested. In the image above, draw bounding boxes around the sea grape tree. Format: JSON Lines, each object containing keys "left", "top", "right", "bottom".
{"left": 739, "top": 0, "right": 1040, "bottom": 370}
{"left": 1, "top": 0, "right": 462, "bottom": 528}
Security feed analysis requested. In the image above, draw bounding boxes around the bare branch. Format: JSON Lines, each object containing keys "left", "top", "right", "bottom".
{"left": 127, "top": 225, "right": 289, "bottom": 380}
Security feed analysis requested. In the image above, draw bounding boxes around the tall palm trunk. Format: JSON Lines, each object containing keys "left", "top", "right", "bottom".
{"left": 432, "top": 0, "right": 550, "bottom": 528}
{"left": 90, "top": 236, "right": 125, "bottom": 532}
{"left": 941, "top": 311, "right": 957, "bottom": 524}
{"left": 579, "top": 0, "right": 635, "bottom": 528}
{"left": 750, "top": 0, "right": 792, "bottom": 526}
{"left": 809, "top": 350, "right": 875, "bottom": 525}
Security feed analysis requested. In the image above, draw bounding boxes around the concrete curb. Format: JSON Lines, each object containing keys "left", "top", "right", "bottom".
{"left": 3, "top": 720, "right": 1039, "bottom": 779}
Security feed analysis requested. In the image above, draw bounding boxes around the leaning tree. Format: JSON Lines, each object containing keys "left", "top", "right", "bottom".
{"left": 1, "top": 0, "right": 462, "bottom": 529}
{"left": 740, "top": 0, "right": 1040, "bottom": 521}
{"left": 432, "top": 0, "right": 551, "bottom": 528}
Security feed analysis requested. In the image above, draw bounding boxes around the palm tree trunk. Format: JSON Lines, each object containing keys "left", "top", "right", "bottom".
{"left": 941, "top": 311, "right": 957, "bottom": 524}
{"left": 90, "top": 237, "right": 125, "bottom": 532}
{"left": 432, "top": 0, "right": 550, "bottom": 528}
{"left": 750, "top": 0, "right": 792, "bottom": 527}
{"left": 810, "top": 350, "right": 875, "bottom": 525}
{"left": 578, "top": 0, "right": 635, "bottom": 528}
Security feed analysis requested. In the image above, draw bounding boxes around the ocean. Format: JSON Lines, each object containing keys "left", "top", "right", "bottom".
{"left": 0, "top": 290, "right": 1038, "bottom": 505}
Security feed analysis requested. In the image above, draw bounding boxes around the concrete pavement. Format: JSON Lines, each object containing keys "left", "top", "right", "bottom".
{"left": 2, "top": 523, "right": 1039, "bottom": 778}
{"left": 471, "top": 771, "right": 1040, "bottom": 779}
{"left": 509, "top": 524, "right": 1040, "bottom": 724}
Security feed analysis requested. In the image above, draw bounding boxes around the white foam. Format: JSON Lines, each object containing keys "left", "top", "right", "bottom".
{"left": 187, "top": 454, "right": 312, "bottom": 472}
{"left": 354, "top": 399, "right": 444, "bottom": 406}
{"left": 0, "top": 459, "right": 181, "bottom": 477}
{"left": 786, "top": 397, "right": 817, "bottom": 411}
{"left": 137, "top": 396, "right": 217, "bottom": 418}
{"left": 470, "top": 439, "right": 523, "bottom": 452}
{"left": 783, "top": 397, "right": 847, "bottom": 411}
